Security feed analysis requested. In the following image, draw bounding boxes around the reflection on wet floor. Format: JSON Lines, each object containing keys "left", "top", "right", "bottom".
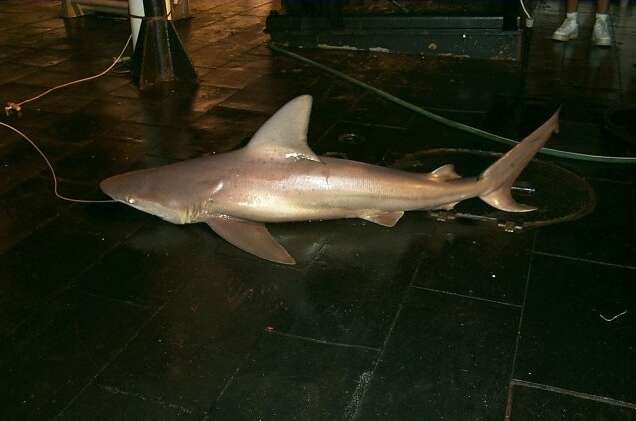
{"left": 0, "top": 0, "right": 635, "bottom": 420}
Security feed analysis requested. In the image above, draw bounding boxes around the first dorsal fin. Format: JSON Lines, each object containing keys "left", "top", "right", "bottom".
{"left": 245, "top": 95, "right": 321, "bottom": 163}
{"left": 427, "top": 164, "right": 461, "bottom": 182}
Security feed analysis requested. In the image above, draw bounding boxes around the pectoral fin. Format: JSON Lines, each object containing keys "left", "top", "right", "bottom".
{"left": 205, "top": 216, "right": 296, "bottom": 265}
{"left": 359, "top": 211, "right": 404, "bottom": 227}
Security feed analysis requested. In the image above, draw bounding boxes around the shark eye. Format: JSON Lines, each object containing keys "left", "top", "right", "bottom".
{"left": 127, "top": 197, "right": 136, "bottom": 204}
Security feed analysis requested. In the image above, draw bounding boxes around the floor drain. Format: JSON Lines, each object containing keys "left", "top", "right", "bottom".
{"left": 338, "top": 132, "right": 365, "bottom": 145}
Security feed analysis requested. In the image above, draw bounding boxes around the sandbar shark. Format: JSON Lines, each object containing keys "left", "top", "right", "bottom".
{"left": 101, "top": 95, "right": 559, "bottom": 264}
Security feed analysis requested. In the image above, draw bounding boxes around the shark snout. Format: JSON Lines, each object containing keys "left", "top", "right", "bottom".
{"left": 100, "top": 176, "right": 124, "bottom": 201}
{"left": 100, "top": 173, "right": 143, "bottom": 204}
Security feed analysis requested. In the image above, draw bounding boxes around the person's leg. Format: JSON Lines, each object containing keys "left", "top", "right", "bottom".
{"left": 596, "top": 0, "right": 609, "bottom": 13}
{"left": 567, "top": 0, "right": 579, "bottom": 12}
{"left": 593, "top": 0, "right": 612, "bottom": 46}
{"left": 553, "top": 0, "right": 580, "bottom": 41}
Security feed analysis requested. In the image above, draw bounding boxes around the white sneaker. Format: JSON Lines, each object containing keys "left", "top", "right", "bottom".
{"left": 552, "top": 16, "right": 579, "bottom": 41}
{"left": 593, "top": 14, "right": 612, "bottom": 47}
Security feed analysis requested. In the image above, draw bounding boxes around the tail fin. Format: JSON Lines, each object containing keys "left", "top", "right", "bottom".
{"left": 479, "top": 109, "right": 560, "bottom": 212}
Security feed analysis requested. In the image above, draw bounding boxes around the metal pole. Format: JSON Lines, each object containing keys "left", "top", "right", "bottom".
{"left": 130, "top": 0, "right": 197, "bottom": 88}
{"left": 128, "top": 0, "right": 144, "bottom": 50}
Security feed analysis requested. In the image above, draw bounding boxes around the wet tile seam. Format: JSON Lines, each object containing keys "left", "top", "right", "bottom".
{"left": 504, "top": 232, "right": 537, "bottom": 421}
{"left": 533, "top": 250, "right": 636, "bottom": 270}
{"left": 349, "top": 300, "right": 405, "bottom": 421}
{"left": 511, "top": 378, "right": 636, "bottom": 410}
{"left": 347, "top": 257, "right": 423, "bottom": 421}
{"left": 409, "top": 286, "right": 523, "bottom": 309}
{"left": 97, "top": 384, "right": 196, "bottom": 416}
{"left": 340, "top": 119, "right": 410, "bottom": 131}
{"left": 263, "top": 329, "right": 381, "bottom": 353}
{"left": 200, "top": 361, "right": 245, "bottom": 421}
{"left": 609, "top": 18, "right": 625, "bottom": 99}
{"left": 51, "top": 302, "right": 167, "bottom": 421}
{"left": 82, "top": 290, "right": 152, "bottom": 311}
{"left": 6, "top": 221, "right": 148, "bottom": 339}
{"left": 0, "top": 210, "right": 62, "bottom": 257}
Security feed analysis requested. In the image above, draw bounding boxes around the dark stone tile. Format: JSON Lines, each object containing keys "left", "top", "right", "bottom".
{"left": 0, "top": 131, "right": 79, "bottom": 194}
{"left": 68, "top": 76, "right": 131, "bottom": 97}
{"left": 14, "top": 49, "right": 71, "bottom": 68}
{"left": 125, "top": 86, "right": 204, "bottom": 128}
{"left": 42, "top": 111, "right": 121, "bottom": 144}
{"left": 534, "top": 179, "right": 636, "bottom": 266}
{"left": 0, "top": 81, "right": 44, "bottom": 106}
{"left": 0, "top": 46, "right": 31, "bottom": 62}
{"left": 345, "top": 93, "right": 415, "bottom": 128}
{"left": 267, "top": 221, "right": 426, "bottom": 348}
{"left": 515, "top": 254, "right": 636, "bottom": 402}
{"left": 96, "top": 256, "right": 304, "bottom": 412}
{"left": 108, "top": 83, "right": 141, "bottom": 99}
{"left": 0, "top": 289, "right": 153, "bottom": 421}
{"left": 0, "top": 200, "right": 146, "bottom": 336}
{"left": 510, "top": 386, "right": 636, "bottom": 421}
{"left": 412, "top": 223, "right": 533, "bottom": 305}
{"left": 0, "top": 62, "right": 39, "bottom": 84}
{"left": 50, "top": 137, "right": 149, "bottom": 185}
{"left": 192, "top": 106, "right": 268, "bottom": 152}
{"left": 82, "top": 97, "right": 146, "bottom": 122}
{"left": 219, "top": 74, "right": 309, "bottom": 114}
{"left": 75, "top": 222, "right": 222, "bottom": 306}
{"left": 32, "top": 93, "right": 96, "bottom": 114}
{"left": 102, "top": 122, "right": 212, "bottom": 161}
{"left": 0, "top": 178, "right": 68, "bottom": 254}
{"left": 213, "top": 333, "right": 378, "bottom": 421}
{"left": 358, "top": 288, "right": 519, "bottom": 421}
{"left": 190, "top": 43, "right": 246, "bottom": 68}
{"left": 27, "top": 18, "right": 67, "bottom": 30}
{"left": 57, "top": 384, "right": 202, "bottom": 421}
{"left": 187, "top": 85, "right": 237, "bottom": 113}
{"left": 304, "top": 78, "right": 366, "bottom": 140}
{"left": 199, "top": 66, "right": 265, "bottom": 89}
{"left": 13, "top": 69, "right": 92, "bottom": 90}
{"left": 312, "top": 121, "right": 408, "bottom": 165}
{"left": 403, "top": 114, "right": 510, "bottom": 156}
{"left": 46, "top": 57, "right": 118, "bottom": 76}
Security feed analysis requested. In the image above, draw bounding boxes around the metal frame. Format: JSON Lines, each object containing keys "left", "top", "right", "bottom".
{"left": 266, "top": 9, "right": 524, "bottom": 61}
{"left": 61, "top": 0, "right": 191, "bottom": 20}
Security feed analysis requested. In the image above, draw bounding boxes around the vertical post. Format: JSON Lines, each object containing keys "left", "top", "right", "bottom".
{"left": 129, "top": 0, "right": 145, "bottom": 50}
{"left": 141, "top": 0, "right": 165, "bottom": 16}
{"left": 164, "top": 0, "right": 171, "bottom": 19}
{"left": 130, "top": 0, "right": 197, "bottom": 89}
{"left": 61, "top": 0, "right": 84, "bottom": 18}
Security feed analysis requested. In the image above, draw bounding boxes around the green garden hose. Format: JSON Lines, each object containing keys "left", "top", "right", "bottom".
{"left": 270, "top": 42, "right": 636, "bottom": 164}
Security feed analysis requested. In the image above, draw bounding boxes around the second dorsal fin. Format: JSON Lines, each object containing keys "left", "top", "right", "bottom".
{"left": 427, "top": 164, "right": 461, "bottom": 181}
{"left": 245, "top": 95, "right": 321, "bottom": 163}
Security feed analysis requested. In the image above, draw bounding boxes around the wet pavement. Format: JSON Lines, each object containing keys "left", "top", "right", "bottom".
{"left": 0, "top": 0, "right": 635, "bottom": 420}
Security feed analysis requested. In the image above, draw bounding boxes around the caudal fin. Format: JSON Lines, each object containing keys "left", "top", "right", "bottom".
{"left": 479, "top": 109, "right": 560, "bottom": 212}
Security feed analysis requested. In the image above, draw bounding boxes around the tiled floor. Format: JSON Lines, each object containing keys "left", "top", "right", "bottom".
{"left": 0, "top": 0, "right": 635, "bottom": 420}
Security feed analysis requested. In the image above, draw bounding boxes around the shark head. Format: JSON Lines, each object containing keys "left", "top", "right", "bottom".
{"left": 100, "top": 169, "right": 186, "bottom": 224}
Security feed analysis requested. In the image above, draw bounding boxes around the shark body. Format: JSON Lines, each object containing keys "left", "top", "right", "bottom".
{"left": 101, "top": 95, "right": 559, "bottom": 264}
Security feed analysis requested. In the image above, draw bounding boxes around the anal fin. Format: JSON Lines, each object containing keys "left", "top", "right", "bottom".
{"left": 205, "top": 216, "right": 296, "bottom": 265}
{"left": 433, "top": 201, "right": 459, "bottom": 211}
{"left": 480, "top": 187, "right": 536, "bottom": 212}
{"left": 359, "top": 211, "right": 404, "bottom": 227}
